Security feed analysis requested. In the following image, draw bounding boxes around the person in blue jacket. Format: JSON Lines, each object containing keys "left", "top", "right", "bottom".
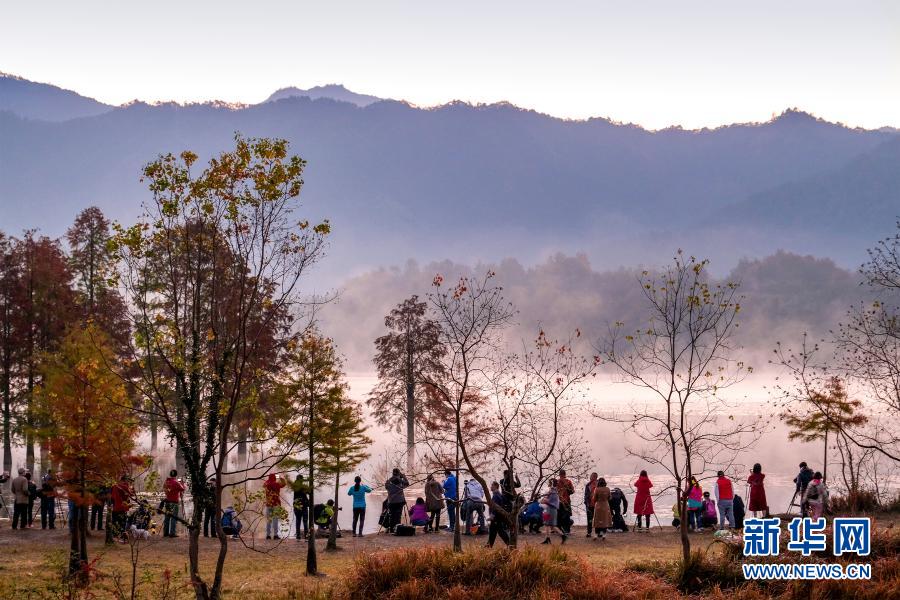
{"left": 442, "top": 470, "right": 458, "bottom": 531}
{"left": 347, "top": 475, "right": 373, "bottom": 537}
{"left": 519, "top": 500, "right": 543, "bottom": 534}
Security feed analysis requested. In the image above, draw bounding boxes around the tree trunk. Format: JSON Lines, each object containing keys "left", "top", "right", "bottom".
{"left": 453, "top": 445, "right": 461, "bottom": 552}
{"left": 149, "top": 412, "right": 158, "bottom": 452}
{"left": 25, "top": 430, "right": 34, "bottom": 474}
{"left": 405, "top": 314, "right": 415, "bottom": 474}
{"left": 188, "top": 525, "right": 210, "bottom": 600}
{"left": 68, "top": 505, "right": 89, "bottom": 585}
{"left": 507, "top": 467, "right": 519, "bottom": 549}
{"left": 236, "top": 425, "right": 248, "bottom": 459}
{"left": 406, "top": 378, "right": 415, "bottom": 475}
{"left": 679, "top": 493, "right": 691, "bottom": 564}
{"left": 2, "top": 368, "right": 11, "bottom": 487}
{"left": 39, "top": 439, "right": 49, "bottom": 478}
{"left": 823, "top": 428, "right": 828, "bottom": 482}
{"left": 306, "top": 398, "right": 317, "bottom": 575}
{"left": 327, "top": 469, "right": 339, "bottom": 551}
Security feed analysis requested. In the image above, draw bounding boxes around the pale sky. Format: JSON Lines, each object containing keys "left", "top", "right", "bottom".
{"left": 2, "top": 0, "right": 898, "bottom": 129}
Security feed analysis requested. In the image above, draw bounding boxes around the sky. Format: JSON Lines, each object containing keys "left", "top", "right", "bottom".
{"left": 2, "top": 0, "right": 899, "bottom": 129}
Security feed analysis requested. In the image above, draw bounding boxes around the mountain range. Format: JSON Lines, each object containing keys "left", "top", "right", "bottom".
{"left": 1, "top": 72, "right": 899, "bottom": 283}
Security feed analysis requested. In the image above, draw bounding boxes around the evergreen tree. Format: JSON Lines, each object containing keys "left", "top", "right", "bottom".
{"left": 370, "top": 296, "right": 445, "bottom": 472}
{"left": 319, "top": 400, "right": 371, "bottom": 550}
{"left": 782, "top": 376, "right": 867, "bottom": 481}
{"left": 283, "top": 332, "right": 347, "bottom": 575}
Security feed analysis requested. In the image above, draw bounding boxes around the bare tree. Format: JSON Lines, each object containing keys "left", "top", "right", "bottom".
{"left": 479, "top": 329, "right": 598, "bottom": 547}
{"left": 595, "top": 252, "right": 759, "bottom": 564}
{"left": 420, "top": 271, "right": 515, "bottom": 552}
{"left": 835, "top": 221, "right": 900, "bottom": 461}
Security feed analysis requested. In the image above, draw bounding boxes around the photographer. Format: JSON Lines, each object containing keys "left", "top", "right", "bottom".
{"left": 162, "top": 470, "right": 186, "bottom": 538}
{"left": 384, "top": 468, "right": 409, "bottom": 533}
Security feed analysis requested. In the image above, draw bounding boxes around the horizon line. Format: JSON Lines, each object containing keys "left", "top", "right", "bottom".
{"left": 3, "top": 70, "right": 898, "bottom": 134}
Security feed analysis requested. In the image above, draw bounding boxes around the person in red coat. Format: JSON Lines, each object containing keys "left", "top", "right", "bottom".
{"left": 633, "top": 470, "right": 654, "bottom": 530}
{"left": 263, "top": 473, "right": 286, "bottom": 540}
{"left": 110, "top": 475, "right": 133, "bottom": 538}
{"left": 162, "top": 469, "right": 186, "bottom": 537}
{"left": 747, "top": 463, "right": 769, "bottom": 517}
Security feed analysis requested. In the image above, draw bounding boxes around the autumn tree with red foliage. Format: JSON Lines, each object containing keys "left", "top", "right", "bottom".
{"left": 16, "top": 232, "right": 77, "bottom": 474}
{"left": 41, "top": 324, "right": 141, "bottom": 584}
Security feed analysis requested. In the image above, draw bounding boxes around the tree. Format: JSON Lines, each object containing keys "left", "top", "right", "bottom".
{"left": 17, "top": 232, "right": 76, "bottom": 475}
{"left": 0, "top": 232, "right": 21, "bottom": 482}
{"left": 112, "top": 135, "right": 329, "bottom": 600}
{"left": 421, "top": 271, "right": 515, "bottom": 552}
{"left": 319, "top": 399, "right": 371, "bottom": 551}
{"left": 468, "top": 328, "right": 597, "bottom": 549}
{"left": 772, "top": 336, "right": 877, "bottom": 510}
{"left": 836, "top": 221, "right": 900, "bottom": 462}
{"left": 40, "top": 325, "right": 140, "bottom": 584}
{"left": 370, "top": 295, "right": 445, "bottom": 473}
{"left": 67, "top": 207, "right": 130, "bottom": 349}
{"left": 780, "top": 374, "right": 867, "bottom": 481}
{"left": 283, "top": 332, "right": 346, "bottom": 574}
{"left": 597, "top": 252, "right": 759, "bottom": 564}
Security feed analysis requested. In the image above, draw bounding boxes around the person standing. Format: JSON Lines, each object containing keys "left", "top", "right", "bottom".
{"left": 424, "top": 473, "right": 444, "bottom": 533}
{"left": 583, "top": 472, "right": 598, "bottom": 538}
{"left": 685, "top": 476, "right": 703, "bottom": 531}
{"left": 90, "top": 484, "right": 109, "bottom": 531}
{"left": 463, "top": 477, "right": 486, "bottom": 534}
{"left": 714, "top": 470, "right": 735, "bottom": 529}
{"left": 540, "top": 479, "right": 567, "bottom": 545}
{"left": 263, "top": 473, "right": 286, "bottom": 540}
{"left": 197, "top": 477, "right": 216, "bottom": 538}
{"left": 556, "top": 469, "right": 575, "bottom": 535}
{"left": 110, "top": 475, "right": 132, "bottom": 538}
{"left": 486, "top": 481, "right": 510, "bottom": 548}
{"left": 609, "top": 486, "right": 628, "bottom": 531}
{"left": 25, "top": 471, "right": 38, "bottom": 527}
{"left": 803, "top": 472, "right": 828, "bottom": 519}
{"left": 291, "top": 473, "right": 310, "bottom": 540}
{"left": 162, "top": 469, "right": 186, "bottom": 538}
{"left": 591, "top": 477, "right": 612, "bottom": 540}
{"left": 11, "top": 468, "right": 29, "bottom": 530}
{"left": 794, "top": 462, "right": 814, "bottom": 516}
{"left": 385, "top": 468, "right": 409, "bottom": 533}
{"left": 747, "top": 463, "right": 769, "bottom": 517}
{"left": 40, "top": 477, "right": 57, "bottom": 529}
{"left": 633, "top": 470, "right": 654, "bottom": 531}
{"left": 347, "top": 475, "right": 372, "bottom": 537}
{"left": 443, "top": 470, "right": 458, "bottom": 532}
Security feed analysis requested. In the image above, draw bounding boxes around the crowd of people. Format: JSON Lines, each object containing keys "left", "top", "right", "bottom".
{"left": 0, "top": 460, "right": 830, "bottom": 545}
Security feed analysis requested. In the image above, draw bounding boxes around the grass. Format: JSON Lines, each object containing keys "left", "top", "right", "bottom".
{"left": 1, "top": 515, "right": 897, "bottom": 599}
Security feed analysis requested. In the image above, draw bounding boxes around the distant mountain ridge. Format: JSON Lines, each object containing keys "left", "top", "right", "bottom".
{"left": 0, "top": 72, "right": 113, "bottom": 121}
{"left": 264, "top": 84, "right": 383, "bottom": 107}
{"left": 1, "top": 73, "right": 899, "bottom": 283}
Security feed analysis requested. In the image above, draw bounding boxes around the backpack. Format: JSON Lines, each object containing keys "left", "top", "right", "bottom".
{"left": 394, "top": 524, "right": 415, "bottom": 536}
{"left": 222, "top": 511, "right": 234, "bottom": 529}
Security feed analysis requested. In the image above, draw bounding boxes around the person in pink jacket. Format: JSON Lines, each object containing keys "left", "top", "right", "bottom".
{"left": 633, "top": 470, "right": 654, "bottom": 530}
{"left": 685, "top": 476, "right": 704, "bottom": 531}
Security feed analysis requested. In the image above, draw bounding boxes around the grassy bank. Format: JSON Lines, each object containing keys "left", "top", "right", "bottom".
{"left": 1, "top": 515, "right": 897, "bottom": 599}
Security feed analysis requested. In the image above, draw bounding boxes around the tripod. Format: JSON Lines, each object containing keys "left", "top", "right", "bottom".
{"left": 0, "top": 491, "right": 10, "bottom": 520}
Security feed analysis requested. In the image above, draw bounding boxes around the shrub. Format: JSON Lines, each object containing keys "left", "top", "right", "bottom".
{"left": 830, "top": 489, "right": 882, "bottom": 513}
{"left": 336, "top": 546, "right": 675, "bottom": 600}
